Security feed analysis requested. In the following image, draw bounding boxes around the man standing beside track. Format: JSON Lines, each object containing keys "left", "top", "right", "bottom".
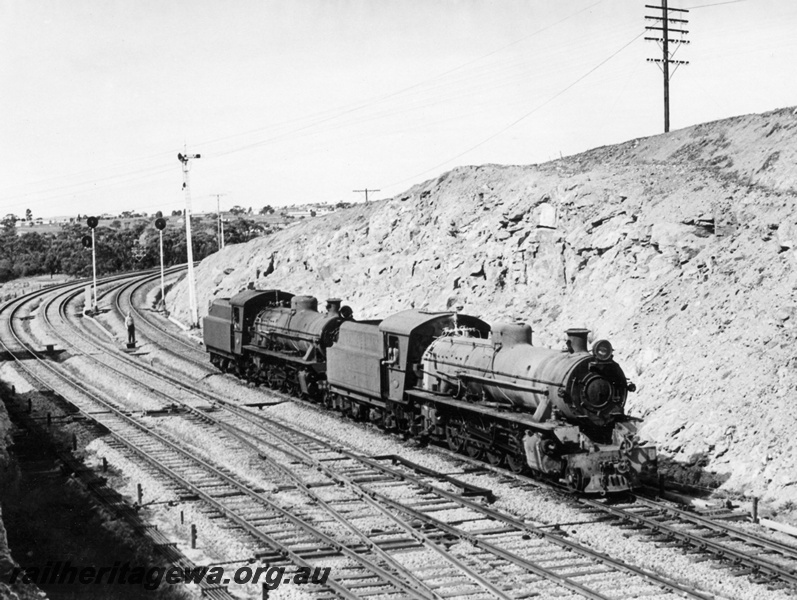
{"left": 125, "top": 311, "right": 135, "bottom": 345}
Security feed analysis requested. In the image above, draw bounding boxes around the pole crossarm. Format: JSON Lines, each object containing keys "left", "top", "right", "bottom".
{"left": 644, "top": 37, "right": 690, "bottom": 44}
{"left": 645, "top": 3, "right": 688, "bottom": 10}
{"left": 353, "top": 188, "right": 380, "bottom": 203}
{"left": 645, "top": 16, "right": 689, "bottom": 23}
{"left": 645, "top": 26, "right": 689, "bottom": 33}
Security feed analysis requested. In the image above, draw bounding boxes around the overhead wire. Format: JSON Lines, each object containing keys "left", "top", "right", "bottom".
{"left": 385, "top": 29, "right": 648, "bottom": 188}
{"left": 207, "top": 31, "right": 618, "bottom": 160}
{"left": 5, "top": 1, "right": 662, "bottom": 215}
{"left": 687, "top": 0, "right": 747, "bottom": 8}
{"left": 205, "top": 0, "right": 605, "bottom": 157}
{"left": 2, "top": 0, "right": 605, "bottom": 212}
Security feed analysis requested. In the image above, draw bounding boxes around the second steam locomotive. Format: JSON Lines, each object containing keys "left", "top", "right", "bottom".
{"left": 203, "top": 289, "right": 657, "bottom": 494}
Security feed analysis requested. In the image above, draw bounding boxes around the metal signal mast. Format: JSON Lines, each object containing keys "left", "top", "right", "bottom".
{"left": 178, "top": 150, "right": 201, "bottom": 327}
{"left": 645, "top": 1, "right": 690, "bottom": 132}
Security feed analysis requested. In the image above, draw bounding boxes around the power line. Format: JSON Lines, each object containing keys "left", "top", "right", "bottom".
{"left": 387, "top": 29, "right": 646, "bottom": 189}
{"left": 687, "top": 0, "right": 745, "bottom": 8}
{"left": 206, "top": 1, "right": 606, "bottom": 160}
{"left": 1, "top": 3, "right": 609, "bottom": 212}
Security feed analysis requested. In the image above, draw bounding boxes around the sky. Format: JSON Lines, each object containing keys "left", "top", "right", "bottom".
{"left": 1, "top": 0, "right": 796, "bottom": 219}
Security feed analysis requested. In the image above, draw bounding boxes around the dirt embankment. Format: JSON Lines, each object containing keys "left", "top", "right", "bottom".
{"left": 171, "top": 106, "right": 797, "bottom": 515}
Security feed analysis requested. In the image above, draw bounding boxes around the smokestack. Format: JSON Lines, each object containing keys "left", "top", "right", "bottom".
{"left": 565, "top": 328, "right": 590, "bottom": 353}
{"left": 326, "top": 298, "right": 342, "bottom": 316}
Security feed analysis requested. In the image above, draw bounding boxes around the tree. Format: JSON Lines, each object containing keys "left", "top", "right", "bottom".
{"left": 2, "top": 214, "right": 17, "bottom": 232}
{"left": 155, "top": 210, "right": 163, "bottom": 219}
{"left": 229, "top": 205, "right": 246, "bottom": 216}
{"left": 259, "top": 205, "right": 275, "bottom": 215}
{"left": 171, "top": 209, "right": 182, "bottom": 216}
{"left": 25, "top": 208, "right": 32, "bottom": 222}
{"left": 0, "top": 259, "right": 13, "bottom": 283}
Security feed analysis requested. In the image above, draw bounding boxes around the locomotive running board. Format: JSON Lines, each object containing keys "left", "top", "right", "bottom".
{"left": 242, "top": 345, "right": 322, "bottom": 367}
{"left": 406, "top": 389, "right": 558, "bottom": 431}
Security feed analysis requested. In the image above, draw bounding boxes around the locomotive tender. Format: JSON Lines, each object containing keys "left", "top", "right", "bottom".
{"left": 203, "top": 288, "right": 657, "bottom": 494}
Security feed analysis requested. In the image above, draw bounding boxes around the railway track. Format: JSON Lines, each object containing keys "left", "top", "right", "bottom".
{"left": 6, "top": 276, "right": 454, "bottom": 598}
{"left": 581, "top": 495, "right": 797, "bottom": 589}
{"left": 33, "top": 272, "right": 730, "bottom": 599}
{"left": 431, "top": 446, "right": 797, "bottom": 593}
{"left": 4, "top": 270, "right": 796, "bottom": 599}
{"left": 0, "top": 275, "right": 242, "bottom": 600}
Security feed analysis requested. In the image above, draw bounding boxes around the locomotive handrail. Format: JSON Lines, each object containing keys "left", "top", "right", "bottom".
{"left": 440, "top": 326, "right": 484, "bottom": 338}
{"left": 454, "top": 371, "right": 550, "bottom": 396}
{"left": 429, "top": 355, "right": 562, "bottom": 388}
{"left": 253, "top": 327, "right": 323, "bottom": 342}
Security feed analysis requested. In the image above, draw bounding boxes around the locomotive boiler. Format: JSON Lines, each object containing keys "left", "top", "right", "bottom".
{"left": 418, "top": 325, "right": 656, "bottom": 493}
{"left": 251, "top": 295, "right": 345, "bottom": 360}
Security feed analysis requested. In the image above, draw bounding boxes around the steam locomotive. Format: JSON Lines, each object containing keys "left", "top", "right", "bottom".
{"left": 203, "top": 289, "right": 657, "bottom": 494}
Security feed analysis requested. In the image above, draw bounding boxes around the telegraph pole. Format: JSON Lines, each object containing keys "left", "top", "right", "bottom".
{"left": 178, "top": 150, "right": 201, "bottom": 327}
{"left": 212, "top": 193, "right": 226, "bottom": 250}
{"left": 353, "top": 188, "right": 380, "bottom": 204}
{"left": 645, "top": 1, "right": 689, "bottom": 132}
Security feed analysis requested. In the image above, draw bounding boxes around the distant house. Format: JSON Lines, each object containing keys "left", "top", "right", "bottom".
{"left": 287, "top": 210, "right": 314, "bottom": 218}
{"left": 286, "top": 206, "right": 331, "bottom": 219}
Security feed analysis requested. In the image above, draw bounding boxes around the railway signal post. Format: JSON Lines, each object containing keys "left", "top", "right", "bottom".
{"left": 86, "top": 216, "right": 99, "bottom": 312}
{"left": 155, "top": 217, "right": 168, "bottom": 314}
{"left": 178, "top": 151, "right": 201, "bottom": 327}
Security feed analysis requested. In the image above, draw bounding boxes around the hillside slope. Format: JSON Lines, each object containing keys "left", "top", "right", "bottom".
{"left": 171, "top": 106, "right": 797, "bottom": 513}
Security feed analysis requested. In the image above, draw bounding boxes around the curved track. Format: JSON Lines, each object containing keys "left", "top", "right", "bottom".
{"left": 3, "top": 270, "right": 797, "bottom": 599}
{"left": 3, "top": 276, "right": 444, "bottom": 599}
{"left": 34, "top": 272, "right": 709, "bottom": 599}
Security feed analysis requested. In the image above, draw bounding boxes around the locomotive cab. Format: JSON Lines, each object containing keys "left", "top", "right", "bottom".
{"left": 230, "top": 289, "right": 294, "bottom": 354}
{"left": 203, "top": 289, "right": 294, "bottom": 367}
{"left": 378, "top": 310, "right": 491, "bottom": 403}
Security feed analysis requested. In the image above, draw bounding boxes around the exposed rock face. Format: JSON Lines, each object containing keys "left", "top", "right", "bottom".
{"left": 172, "top": 107, "right": 797, "bottom": 511}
